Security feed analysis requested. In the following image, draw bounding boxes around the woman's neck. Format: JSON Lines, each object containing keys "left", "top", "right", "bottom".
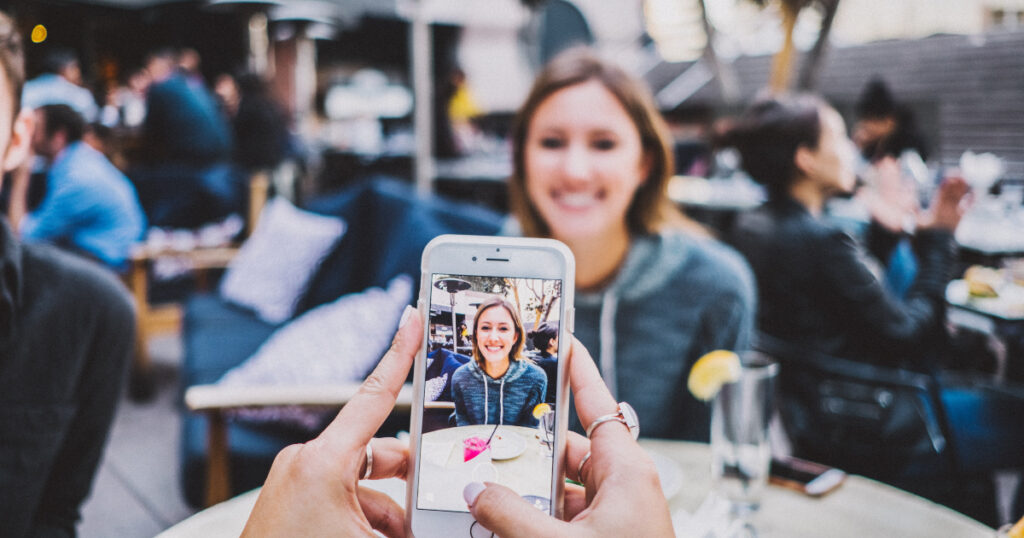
{"left": 563, "top": 230, "right": 631, "bottom": 292}
{"left": 483, "top": 358, "right": 510, "bottom": 379}
{"left": 788, "top": 178, "right": 827, "bottom": 216}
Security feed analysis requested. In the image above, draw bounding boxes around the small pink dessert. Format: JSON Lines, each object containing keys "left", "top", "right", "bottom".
{"left": 463, "top": 436, "right": 489, "bottom": 462}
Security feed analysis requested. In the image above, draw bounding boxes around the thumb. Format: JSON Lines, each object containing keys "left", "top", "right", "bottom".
{"left": 465, "top": 482, "right": 569, "bottom": 537}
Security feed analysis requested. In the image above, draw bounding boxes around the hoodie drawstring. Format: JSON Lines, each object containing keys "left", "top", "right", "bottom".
{"left": 482, "top": 371, "right": 507, "bottom": 426}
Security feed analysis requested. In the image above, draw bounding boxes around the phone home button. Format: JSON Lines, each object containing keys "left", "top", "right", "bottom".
{"left": 469, "top": 520, "right": 494, "bottom": 538}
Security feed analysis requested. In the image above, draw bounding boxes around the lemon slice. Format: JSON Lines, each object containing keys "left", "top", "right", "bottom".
{"left": 1008, "top": 515, "right": 1024, "bottom": 538}
{"left": 688, "top": 350, "right": 742, "bottom": 401}
{"left": 532, "top": 402, "right": 552, "bottom": 419}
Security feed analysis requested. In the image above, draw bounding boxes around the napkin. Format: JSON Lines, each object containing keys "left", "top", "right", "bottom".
{"left": 673, "top": 494, "right": 753, "bottom": 538}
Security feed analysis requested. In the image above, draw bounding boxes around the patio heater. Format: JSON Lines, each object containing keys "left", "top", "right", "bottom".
{"left": 434, "top": 277, "right": 471, "bottom": 354}
{"left": 206, "top": 0, "right": 284, "bottom": 75}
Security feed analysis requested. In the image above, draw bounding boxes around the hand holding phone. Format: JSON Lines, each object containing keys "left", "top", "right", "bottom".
{"left": 408, "top": 236, "right": 575, "bottom": 534}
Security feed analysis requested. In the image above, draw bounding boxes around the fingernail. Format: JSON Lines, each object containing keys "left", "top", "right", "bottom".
{"left": 399, "top": 305, "right": 414, "bottom": 328}
{"left": 463, "top": 481, "right": 486, "bottom": 507}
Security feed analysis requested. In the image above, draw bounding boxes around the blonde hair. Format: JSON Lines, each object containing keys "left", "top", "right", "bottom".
{"left": 471, "top": 297, "right": 526, "bottom": 369}
{"left": 508, "top": 46, "right": 698, "bottom": 238}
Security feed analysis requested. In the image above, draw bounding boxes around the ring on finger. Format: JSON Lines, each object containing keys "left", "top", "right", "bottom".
{"left": 362, "top": 440, "right": 374, "bottom": 480}
{"left": 576, "top": 451, "right": 592, "bottom": 486}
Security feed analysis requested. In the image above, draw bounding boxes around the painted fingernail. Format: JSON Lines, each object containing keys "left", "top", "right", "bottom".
{"left": 463, "top": 481, "right": 486, "bottom": 507}
{"left": 399, "top": 305, "right": 414, "bottom": 328}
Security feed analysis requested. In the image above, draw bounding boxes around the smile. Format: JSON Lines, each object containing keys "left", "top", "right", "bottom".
{"left": 553, "top": 190, "right": 604, "bottom": 209}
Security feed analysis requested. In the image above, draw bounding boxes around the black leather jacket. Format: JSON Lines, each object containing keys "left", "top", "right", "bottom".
{"left": 728, "top": 196, "right": 958, "bottom": 366}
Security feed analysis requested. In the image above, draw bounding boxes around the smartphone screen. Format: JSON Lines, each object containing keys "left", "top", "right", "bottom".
{"left": 415, "top": 272, "right": 562, "bottom": 514}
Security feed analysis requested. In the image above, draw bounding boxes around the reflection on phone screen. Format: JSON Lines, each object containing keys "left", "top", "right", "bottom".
{"left": 418, "top": 273, "right": 562, "bottom": 513}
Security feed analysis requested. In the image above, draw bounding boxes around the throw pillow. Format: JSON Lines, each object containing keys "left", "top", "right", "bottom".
{"left": 219, "top": 197, "right": 345, "bottom": 324}
{"left": 216, "top": 275, "right": 414, "bottom": 430}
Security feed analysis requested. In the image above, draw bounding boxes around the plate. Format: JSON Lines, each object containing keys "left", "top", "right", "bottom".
{"left": 488, "top": 432, "right": 527, "bottom": 460}
{"left": 647, "top": 449, "right": 684, "bottom": 500}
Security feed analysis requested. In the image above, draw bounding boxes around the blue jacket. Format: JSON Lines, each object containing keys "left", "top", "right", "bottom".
{"left": 451, "top": 358, "right": 547, "bottom": 427}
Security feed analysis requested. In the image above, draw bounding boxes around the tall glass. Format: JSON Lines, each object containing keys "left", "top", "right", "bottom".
{"left": 710, "top": 352, "right": 778, "bottom": 517}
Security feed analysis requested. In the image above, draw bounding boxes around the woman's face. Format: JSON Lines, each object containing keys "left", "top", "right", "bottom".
{"left": 475, "top": 306, "right": 518, "bottom": 364}
{"left": 798, "top": 106, "right": 857, "bottom": 195}
{"left": 524, "top": 80, "right": 649, "bottom": 243}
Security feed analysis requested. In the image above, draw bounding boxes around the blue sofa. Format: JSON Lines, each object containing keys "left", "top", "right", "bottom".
{"left": 180, "top": 178, "right": 504, "bottom": 507}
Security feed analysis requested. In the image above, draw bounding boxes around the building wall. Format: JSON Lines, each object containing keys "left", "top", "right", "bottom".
{"left": 680, "top": 31, "right": 1024, "bottom": 178}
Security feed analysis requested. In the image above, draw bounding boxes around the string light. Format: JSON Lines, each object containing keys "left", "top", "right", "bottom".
{"left": 30, "top": 24, "right": 47, "bottom": 44}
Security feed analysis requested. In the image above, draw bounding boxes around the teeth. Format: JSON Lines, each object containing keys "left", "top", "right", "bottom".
{"left": 557, "top": 193, "right": 597, "bottom": 208}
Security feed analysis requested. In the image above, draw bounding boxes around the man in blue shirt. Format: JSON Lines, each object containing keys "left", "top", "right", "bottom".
{"left": 16, "top": 104, "right": 145, "bottom": 269}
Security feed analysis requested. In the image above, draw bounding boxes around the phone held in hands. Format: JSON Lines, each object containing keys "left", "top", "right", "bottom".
{"left": 407, "top": 235, "right": 575, "bottom": 536}
{"left": 769, "top": 456, "right": 846, "bottom": 497}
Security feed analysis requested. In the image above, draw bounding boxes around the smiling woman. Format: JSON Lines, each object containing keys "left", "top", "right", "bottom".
{"left": 450, "top": 296, "right": 547, "bottom": 428}
{"left": 506, "top": 47, "right": 756, "bottom": 442}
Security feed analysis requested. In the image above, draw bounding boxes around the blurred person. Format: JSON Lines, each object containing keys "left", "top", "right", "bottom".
{"left": 724, "top": 94, "right": 1024, "bottom": 525}
{"left": 451, "top": 297, "right": 547, "bottom": 427}
{"left": 853, "top": 77, "right": 929, "bottom": 165}
{"left": 22, "top": 47, "right": 98, "bottom": 123}
{"left": 231, "top": 72, "right": 291, "bottom": 173}
{"left": 99, "top": 65, "right": 150, "bottom": 130}
{"left": 9, "top": 104, "right": 145, "bottom": 269}
{"left": 726, "top": 94, "right": 963, "bottom": 365}
{"left": 507, "top": 47, "right": 755, "bottom": 441}
{"left": 131, "top": 47, "right": 239, "bottom": 228}
{"left": 177, "top": 47, "right": 204, "bottom": 87}
{"left": 242, "top": 307, "right": 674, "bottom": 537}
{"left": 213, "top": 72, "right": 239, "bottom": 118}
{"left": 0, "top": 11, "right": 134, "bottom": 537}
{"left": 852, "top": 77, "right": 932, "bottom": 298}
{"left": 528, "top": 321, "right": 559, "bottom": 403}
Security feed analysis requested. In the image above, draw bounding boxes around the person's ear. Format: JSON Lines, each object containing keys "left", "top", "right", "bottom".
{"left": 2, "top": 108, "right": 34, "bottom": 173}
{"left": 793, "top": 145, "right": 815, "bottom": 179}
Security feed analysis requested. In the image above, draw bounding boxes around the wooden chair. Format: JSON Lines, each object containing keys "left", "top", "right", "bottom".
{"left": 184, "top": 382, "right": 414, "bottom": 507}
{"left": 126, "top": 172, "right": 271, "bottom": 400}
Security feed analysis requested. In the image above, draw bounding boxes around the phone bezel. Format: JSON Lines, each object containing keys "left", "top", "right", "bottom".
{"left": 406, "top": 235, "right": 575, "bottom": 536}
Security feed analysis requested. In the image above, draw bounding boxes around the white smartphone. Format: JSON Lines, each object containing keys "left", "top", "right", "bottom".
{"left": 407, "top": 235, "right": 575, "bottom": 536}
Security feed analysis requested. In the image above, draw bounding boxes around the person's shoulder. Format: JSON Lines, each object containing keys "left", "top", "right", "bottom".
{"left": 22, "top": 243, "right": 134, "bottom": 320}
{"left": 660, "top": 231, "right": 755, "bottom": 299}
{"left": 451, "top": 361, "right": 475, "bottom": 381}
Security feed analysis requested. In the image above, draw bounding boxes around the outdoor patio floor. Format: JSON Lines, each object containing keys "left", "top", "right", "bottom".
{"left": 78, "top": 334, "right": 197, "bottom": 537}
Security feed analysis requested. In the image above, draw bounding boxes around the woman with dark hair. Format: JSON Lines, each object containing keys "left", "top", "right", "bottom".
{"left": 725, "top": 95, "right": 1024, "bottom": 524}
{"left": 507, "top": 47, "right": 755, "bottom": 441}
{"left": 725, "top": 94, "right": 966, "bottom": 363}
{"left": 451, "top": 297, "right": 547, "bottom": 427}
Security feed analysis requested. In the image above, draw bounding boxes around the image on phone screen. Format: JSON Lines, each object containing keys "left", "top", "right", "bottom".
{"left": 416, "top": 273, "right": 562, "bottom": 513}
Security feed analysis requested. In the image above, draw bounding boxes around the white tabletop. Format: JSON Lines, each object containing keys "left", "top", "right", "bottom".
{"left": 158, "top": 440, "right": 992, "bottom": 537}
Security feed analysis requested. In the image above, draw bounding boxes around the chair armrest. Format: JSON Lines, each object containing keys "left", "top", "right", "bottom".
{"left": 185, "top": 383, "right": 415, "bottom": 412}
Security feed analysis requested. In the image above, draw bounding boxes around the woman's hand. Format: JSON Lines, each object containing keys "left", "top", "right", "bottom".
{"left": 858, "top": 157, "right": 919, "bottom": 233}
{"left": 917, "top": 173, "right": 971, "bottom": 232}
{"left": 464, "top": 337, "right": 674, "bottom": 537}
{"left": 241, "top": 306, "right": 422, "bottom": 538}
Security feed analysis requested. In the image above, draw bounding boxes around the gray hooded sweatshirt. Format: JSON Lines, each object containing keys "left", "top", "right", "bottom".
{"left": 451, "top": 358, "right": 548, "bottom": 427}
{"left": 572, "top": 231, "right": 756, "bottom": 441}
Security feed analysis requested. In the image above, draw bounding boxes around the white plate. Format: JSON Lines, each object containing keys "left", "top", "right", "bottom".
{"left": 647, "top": 449, "right": 684, "bottom": 500}
{"left": 488, "top": 432, "right": 527, "bottom": 460}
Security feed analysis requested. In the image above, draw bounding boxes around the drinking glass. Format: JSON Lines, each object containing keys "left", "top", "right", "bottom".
{"left": 536, "top": 406, "right": 555, "bottom": 456}
{"left": 710, "top": 352, "right": 778, "bottom": 518}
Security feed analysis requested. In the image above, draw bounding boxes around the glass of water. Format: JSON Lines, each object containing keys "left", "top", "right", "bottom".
{"left": 710, "top": 352, "right": 778, "bottom": 518}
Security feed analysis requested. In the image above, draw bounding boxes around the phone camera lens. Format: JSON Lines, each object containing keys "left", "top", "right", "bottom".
{"left": 472, "top": 256, "right": 477, "bottom": 261}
